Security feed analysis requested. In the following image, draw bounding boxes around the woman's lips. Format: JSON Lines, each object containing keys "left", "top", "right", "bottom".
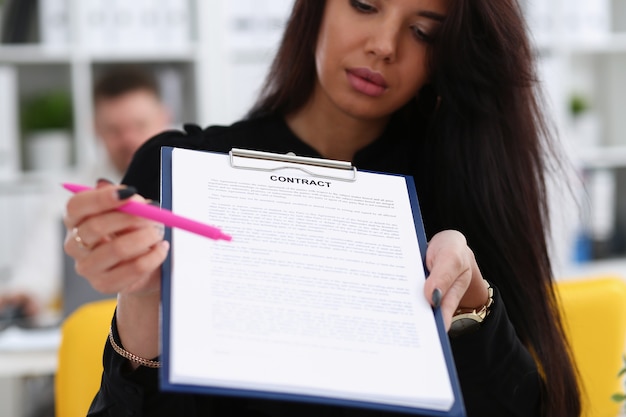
{"left": 346, "top": 68, "right": 388, "bottom": 97}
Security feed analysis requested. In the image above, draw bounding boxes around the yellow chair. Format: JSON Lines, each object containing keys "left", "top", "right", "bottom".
{"left": 556, "top": 276, "right": 626, "bottom": 417}
{"left": 55, "top": 298, "right": 117, "bottom": 417}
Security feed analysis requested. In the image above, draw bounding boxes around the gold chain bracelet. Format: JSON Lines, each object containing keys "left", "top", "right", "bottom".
{"left": 108, "top": 327, "right": 161, "bottom": 368}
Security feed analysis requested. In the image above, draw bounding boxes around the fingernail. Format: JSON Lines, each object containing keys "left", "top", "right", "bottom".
{"left": 117, "top": 186, "right": 137, "bottom": 200}
{"left": 432, "top": 288, "right": 442, "bottom": 308}
{"left": 97, "top": 178, "right": 114, "bottom": 185}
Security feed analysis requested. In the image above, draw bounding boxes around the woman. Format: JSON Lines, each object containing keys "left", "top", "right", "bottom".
{"left": 64, "top": 0, "right": 581, "bottom": 416}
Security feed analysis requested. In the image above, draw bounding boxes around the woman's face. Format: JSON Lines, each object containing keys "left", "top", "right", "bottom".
{"left": 314, "top": 0, "right": 447, "bottom": 121}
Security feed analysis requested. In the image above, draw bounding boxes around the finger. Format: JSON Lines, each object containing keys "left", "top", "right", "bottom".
{"left": 76, "top": 223, "right": 166, "bottom": 278}
{"left": 422, "top": 232, "right": 474, "bottom": 329}
{"left": 426, "top": 236, "right": 487, "bottom": 309}
{"left": 438, "top": 279, "right": 470, "bottom": 330}
{"left": 67, "top": 210, "right": 157, "bottom": 253}
{"left": 423, "top": 243, "right": 472, "bottom": 304}
{"left": 111, "top": 243, "right": 169, "bottom": 295}
{"left": 426, "top": 256, "right": 472, "bottom": 328}
{"left": 62, "top": 212, "right": 118, "bottom": 257}
{"left": 96, "top": 178, "right": 115, "bottom": 186}
{"left": 63, "top": 184, "right": 138, "bottom": 230}
{"left": 64, "top": 226, "right": 93, "bottom": 258}
{"left": 457, "top": 260, "right": 488, "bottom": 308}
{"left": 82, "top": 241, "right": 169, "bottom": 295}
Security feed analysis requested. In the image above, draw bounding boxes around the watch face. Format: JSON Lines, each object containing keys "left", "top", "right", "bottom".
{"left": 449, "top": 315, "right": 481, "bottom": 338}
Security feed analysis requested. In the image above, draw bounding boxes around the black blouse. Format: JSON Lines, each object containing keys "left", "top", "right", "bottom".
{"left": 88, "top": 115, "right": 540, "bottom": 417}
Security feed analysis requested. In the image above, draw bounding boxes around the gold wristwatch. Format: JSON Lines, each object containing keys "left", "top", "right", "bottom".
{"left": 449, "top": 279, "right": 494, "bottom": 338}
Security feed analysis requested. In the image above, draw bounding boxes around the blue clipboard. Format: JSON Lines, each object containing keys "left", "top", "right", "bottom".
{"left": 159, "top": 146, "right": 467, "bottom": 417}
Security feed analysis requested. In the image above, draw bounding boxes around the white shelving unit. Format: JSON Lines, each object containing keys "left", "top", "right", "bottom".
{"left": 523, "top": 0, "right": 626, "bottom": 276}
{"left": 528, "top": 1, "right": 626, "bottom": 149}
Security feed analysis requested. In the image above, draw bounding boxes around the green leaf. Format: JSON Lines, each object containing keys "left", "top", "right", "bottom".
{"left": 611, "top": 393, "right": 626, "bottom": 402}
{"left": 569, "top": 93, "right": 590, "bottom": 117}
{"left": 20, "top": 90, "right": 73, "bottom": 132}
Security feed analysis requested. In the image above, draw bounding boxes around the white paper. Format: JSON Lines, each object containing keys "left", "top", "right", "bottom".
{"left": 166, "top": 148, "right": 454, "bottom": 411}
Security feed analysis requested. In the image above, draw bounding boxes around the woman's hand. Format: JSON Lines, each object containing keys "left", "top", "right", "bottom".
{"left": 63, "top": 180, "right": 169, "bottom": 297}
{"left": 63, "top": 180, "right": 169, "bottom": 362}
{"left": 423, "top": 230, "right": 489, "bottom": 330}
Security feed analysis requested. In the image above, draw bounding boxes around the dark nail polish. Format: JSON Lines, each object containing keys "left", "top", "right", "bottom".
{"left": 432, "top": 288, "right": 442, "bottom": 308}
{"left": 117, "top": 186, "right": 137, "bottom": 200}
{"left": 97, "top": 177, "right": 114, "bottom": 185}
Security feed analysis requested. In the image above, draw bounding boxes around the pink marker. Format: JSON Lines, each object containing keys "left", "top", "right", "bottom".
{"left": 62, "top": 182, "right": 232, "bottom": 242}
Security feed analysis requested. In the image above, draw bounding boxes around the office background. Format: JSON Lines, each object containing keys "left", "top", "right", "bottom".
{"left": 0, "top": 0, "right": 625, "bottom": 416}
{"left": 0, "top": 0, "right": 626, "bottom": 287}
{"left": 0, "top": 0, "right": 624, "bottom": 284}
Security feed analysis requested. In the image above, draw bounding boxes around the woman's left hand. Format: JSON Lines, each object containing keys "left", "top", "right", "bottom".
{"left": 423, "top": 230, "right": 489, "bottom": 330}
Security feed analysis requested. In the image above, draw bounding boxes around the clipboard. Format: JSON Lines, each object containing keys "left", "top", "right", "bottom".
{"left": 159, "top": 146, "right": 467, "bottom": 417}
{"left": 229, "top": 148, "right": 358, "bottom": 181}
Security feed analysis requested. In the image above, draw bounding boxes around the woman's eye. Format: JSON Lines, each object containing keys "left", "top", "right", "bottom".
{"left": 350, "top": 0, "right": 376, "bottom": 13}
{"left": 412, "top": 26, "right": 434, "bottom": 43}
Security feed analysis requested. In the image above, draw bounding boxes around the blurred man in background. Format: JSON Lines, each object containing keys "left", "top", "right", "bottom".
{"left": 92, "top": 65, "right": 172, "bottom": 180}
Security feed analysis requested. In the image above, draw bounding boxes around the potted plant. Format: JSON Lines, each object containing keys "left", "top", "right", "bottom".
{"left": 20, "top": 89, "right": 73, "bottom": 172}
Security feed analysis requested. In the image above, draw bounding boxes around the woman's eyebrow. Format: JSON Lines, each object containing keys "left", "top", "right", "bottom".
{"left": 417, "top": 10, "right": 446, "bottom": 22}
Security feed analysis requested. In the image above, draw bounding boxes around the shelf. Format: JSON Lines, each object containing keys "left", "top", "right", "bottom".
{"left": 0, "top": 43, "right": 199, "bottom": 64}
{"left": 572, "top": 145, "right": 626, "bottom": 169}
{"left": 566, "top": 32, "right": 626, "bottom": 54}
{"left": 534, "top": 32, "right": 626, "bottom": 54}
{"left": 231, "top": 47, "right": 278, "bottom": 64}
{"left": 0, "top": 45, "right": 72, "bottom": 64}
{"left": 86, "top": 45, "right": 198, "bottom": 63}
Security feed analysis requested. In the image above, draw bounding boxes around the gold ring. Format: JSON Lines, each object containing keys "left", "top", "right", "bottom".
{"left": 72, "top": 227, "right": 90, "bottom": 250}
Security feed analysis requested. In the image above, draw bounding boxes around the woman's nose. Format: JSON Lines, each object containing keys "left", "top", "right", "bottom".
{"left": 366, "top": 21, "right": 400, "bottom": 62}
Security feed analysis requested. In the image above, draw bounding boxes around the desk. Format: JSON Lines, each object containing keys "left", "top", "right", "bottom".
{"left": 0, "top": 348, "right": 57, "bottom": 377}
{"left": 0, "top": 327, "right": 60, "bottom": 417}
{"left": 560, "top": 258, "right": 626, "bottom": 281}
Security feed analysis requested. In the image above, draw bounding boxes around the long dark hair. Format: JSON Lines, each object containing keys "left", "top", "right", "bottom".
{"left": 246, "top": 1, "right": 321, "bottom": 117}
{"left": 249, "top": 1, "right": 581, "bottom": 416}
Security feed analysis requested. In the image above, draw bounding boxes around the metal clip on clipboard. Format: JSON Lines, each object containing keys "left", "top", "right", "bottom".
{"left": 229, "top": 148, "right": 358, "bottom": 182}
